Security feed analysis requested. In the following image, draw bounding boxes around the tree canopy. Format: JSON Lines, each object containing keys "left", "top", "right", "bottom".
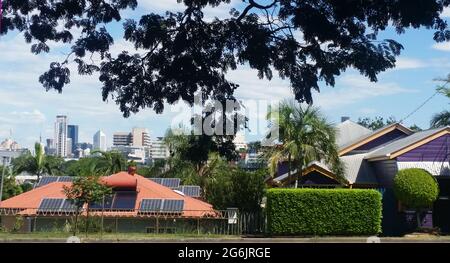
{"left": 2, "top": 1, "right": 450, "bottom": 116}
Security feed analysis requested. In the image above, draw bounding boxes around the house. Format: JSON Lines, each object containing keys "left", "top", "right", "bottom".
{"left": 269, "top": 120, "right": 450, "bottom": 234}
{"left": 0, "top": 168, "right": 218, "bottom": 233}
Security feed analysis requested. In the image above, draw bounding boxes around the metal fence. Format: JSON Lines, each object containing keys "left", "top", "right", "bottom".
{"left": 0, "top": 208, "right": 266, "bottom": 235}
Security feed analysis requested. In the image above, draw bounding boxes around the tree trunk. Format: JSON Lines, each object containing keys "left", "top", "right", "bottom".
{"left": 288, "top": 154, "right": 293, "bottom": 188}
{"left": 73, "top": 206, "right": 80, "bottom": 236}
{"left": 85, "top": 204, "right": 90, "bottom": 237}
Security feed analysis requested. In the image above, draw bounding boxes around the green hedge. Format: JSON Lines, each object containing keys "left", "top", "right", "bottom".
{"left": 393, "top": 168, "right": 439, "bottom": 209}
{"left": 266, "top": 188, "right": 382, "bottom": 236}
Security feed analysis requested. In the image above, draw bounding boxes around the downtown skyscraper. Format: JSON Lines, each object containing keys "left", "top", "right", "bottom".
{"left": 54, "top": 115, "right": 68, "bottom": 157}
{"left": 67, "top": 125, "right": 79, "bottom": 153}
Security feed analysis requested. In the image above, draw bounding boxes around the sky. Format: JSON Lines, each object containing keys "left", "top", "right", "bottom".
{"left": 1, "top": 1, "right": 450, "bottom": 149}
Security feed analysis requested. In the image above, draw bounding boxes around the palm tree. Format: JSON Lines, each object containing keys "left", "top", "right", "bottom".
{"left": 12, "top": 143, "right": 63, "bottom": 180}
{"left": 267, "top": 100, "right": 345, "bottom": 187}
{"left": 431, "top": 78, "right": 450, "bottom": 128}
{"left": 91, "top": 150, "right": 127, "bottom": 175}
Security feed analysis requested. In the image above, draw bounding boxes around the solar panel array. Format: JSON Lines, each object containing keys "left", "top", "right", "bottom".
{"left": 139, "top": 199, "right": 184, "bottom": 213}
{"left": 173, "top": 186, "right": 201, "bottom": 197}
{"left": 35, "top": 176, "right": 75, "bottom": 188}
{"left": 38, "top": 198, "right": 77, "bottom": 213}
{"left": 90, "top": 192, "right": 137, "bottom": 210}
{"left": 149, "top": 178, "right": 181, "bottom": 188}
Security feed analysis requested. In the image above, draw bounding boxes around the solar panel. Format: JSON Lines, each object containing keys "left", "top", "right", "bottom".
{"left": 149, "top": 178, "right": 181, "bottom": 188}
{"left": 57, "top": 176, "right": 74, "bottom": 182}
{"left": 161, "top": 199, "right": 184, "bottom": 212}
{"left": 90, "top": 195, "right": 114, "bottom": 210}
{"left": 112, "top": 192, "right": 137, "bottom": 210}
{"left": 162, "top": 178, "right": 181, "bottom": 188}
{"left": 60, "top": 199, "right": 77, "bottom": 212}
{"left": 149, "top": 178, "right": 163, "bottom": 185}
{"left": 139, "top": 199, "right": 162, "bottom": 212}
{"left": 181, "top": 186, "right": 201, "bottom": 197}
{"left": 38, "top": 198, "right": 64, "bottom": 212}
{"left": 36, "top": 176, "right": 58, "bottom": 187}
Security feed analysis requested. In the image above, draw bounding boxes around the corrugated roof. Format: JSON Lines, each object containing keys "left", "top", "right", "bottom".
{"left": 365, "top": 127, "right": 449, "bottom": 160}
{"left": 0, "top": 172, "right": 214, "bottom": 217}
{"left": 336, "top": 120, "right": 372, "bottom": 148}
{"left": 340, "top": 153, "right": 377, "bottom": 184}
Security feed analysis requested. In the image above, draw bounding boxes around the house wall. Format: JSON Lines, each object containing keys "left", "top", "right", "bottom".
{"left": 371, "top": 159, "right": 399, "bottom": 188}
{"left": 353, "top": 129, "right": 408, "bottom": 152}
{"left": 1, "top": 216, "right": 33, "bottom": 232}
{"left": 397, "top": 134, "right": 450, "bottom": 162}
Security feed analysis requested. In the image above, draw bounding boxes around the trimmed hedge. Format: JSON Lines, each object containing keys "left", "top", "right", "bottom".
{"left": 393, "top": 168, "right": 439, "bottom": 209}
{"left": 266, "top": 188, "right": 382, "bottom": 236}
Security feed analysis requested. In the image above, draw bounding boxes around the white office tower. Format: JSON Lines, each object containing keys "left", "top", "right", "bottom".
{"left": 66, "top": 138, "right": 72, "bottom": 157}
{"left": 132, "top": 127, "right": 151, "bottom": 147}
{"left": 233, "top": 132, "right": 248, "bottom": 152}
{"left": 150, "top": 137, "right": 170, "bottom": 161}
{"left": 54, "top": 115, "right": 68, "bottom": 157}
{"left": 93, "top": 130, "right": 107, "bottom": 152}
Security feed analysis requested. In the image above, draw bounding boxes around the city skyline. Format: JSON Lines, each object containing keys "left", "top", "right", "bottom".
{"left": 1, "top": 2, "right": 450, "bottom": 150}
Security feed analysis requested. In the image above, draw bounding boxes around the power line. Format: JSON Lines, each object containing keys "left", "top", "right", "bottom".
{"left": 399, "top": 90, "right": 439, "bottom": 124}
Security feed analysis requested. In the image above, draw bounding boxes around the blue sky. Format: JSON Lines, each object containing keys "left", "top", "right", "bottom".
{"left": 1, "top": 1, "right": 450, "bottom": 149}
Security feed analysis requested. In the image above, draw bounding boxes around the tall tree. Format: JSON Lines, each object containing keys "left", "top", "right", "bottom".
{"left": 267, "top": 101, "right": 345, "bottom": 187}
{"left": 63, "top": 174, "right": 111, "bottom": 236}
{"left": 357, "top": 116, "right": 397, "bottom": 130}
{"left": 91, "top": 150, "right": 128, "bottom": 175}
{"left": 12, "top": 143, "right": 64, "bottom": 180}
{"left": 431, "top": 77, "right": 450, "bottom": 128}
{"left": 2, "top": 1, "right": 450, "bottom": 116}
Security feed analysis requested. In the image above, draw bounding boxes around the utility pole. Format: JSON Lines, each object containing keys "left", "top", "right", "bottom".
{"left": 0, "top": 157, "right": 7, "bottom": 204}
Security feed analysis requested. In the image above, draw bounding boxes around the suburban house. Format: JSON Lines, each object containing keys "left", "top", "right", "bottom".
{"left": 268, "top": 120, "right": 450, "bottom": 234}
{"left": 0, "top": 169, "right": 220, "bottom": 233}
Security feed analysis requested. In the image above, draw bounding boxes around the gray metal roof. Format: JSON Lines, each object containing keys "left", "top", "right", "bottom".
{"left": 340, "top": 153, "right": 378, "bottom": 184}
{"left": 365, "top": 127, "right": 448, "bottom": 160}
{"left": 272, "top": 158, "right": 377, "bottom": 185}
{"left": 336, "top": 120, "right": 372, "bottom": 148}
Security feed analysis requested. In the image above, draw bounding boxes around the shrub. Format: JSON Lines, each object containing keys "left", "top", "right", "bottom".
{"left": 266, "top": 188, "right": 382, "bottom": 236}
{"left": 393, "top": 168, "right": 439, "bottom": 209}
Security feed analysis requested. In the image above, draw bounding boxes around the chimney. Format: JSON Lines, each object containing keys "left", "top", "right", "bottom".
{"left": 341, "top": 116, "right": 350, "bottom": 123}
{"left": 128, "top": 165, "right": 137, "bottom": 176}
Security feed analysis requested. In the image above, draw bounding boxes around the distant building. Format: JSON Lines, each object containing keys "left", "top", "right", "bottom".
{"left": 113, "top": 132, "right": 132, "bottom": 146}
{"left": 233, "top": 132, "right": 248, "bottom": 152}
{"left": 93, "top": 130, "right": 107, "bottom": 152}
{"left": 110, "top": 145, "right": 150, "bottom": 164}
{"left": 150, "top": 137, "right": 169, "bottom": 162}
{"left": 0, "top": 138, "right": 20, "bottom": 151}
{"left": 75, "top": 142, "right": 93, "bottom": 151}
{"left": 131, "top": 127, "right": 151, "bottom": 147}
{"left": 54, "top": 115, "right": 68, "bottom": 157}
{"left": 66, "top": 138, "right": 72, "bottom": 157}
{"left": 44, "top": 139, "right": 56, "bottom": 156}
{"left": 67, "top": 125, "right": 79, "bottom": 153}
{"left": 113, "top": 128, "right": 150, "bottom": 147}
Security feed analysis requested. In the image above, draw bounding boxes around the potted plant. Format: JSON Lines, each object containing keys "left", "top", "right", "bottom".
{"left": 393, "top": 168, "right": 439, "bottom": 233}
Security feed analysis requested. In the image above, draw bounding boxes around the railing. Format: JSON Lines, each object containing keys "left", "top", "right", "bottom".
{"left": 0, "top": 208, "right": 267, "bottom": 235}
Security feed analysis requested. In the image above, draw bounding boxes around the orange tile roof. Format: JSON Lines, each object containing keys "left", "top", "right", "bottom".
{"left": 0, "top": 172, "right": 216, "bottom": 218}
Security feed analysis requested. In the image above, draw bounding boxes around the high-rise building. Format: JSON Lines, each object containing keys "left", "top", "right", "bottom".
{"left": 67, "top": 125, "right": 79, "bottom": 153}
{"left": 113, "top": 132, "right": 132, "bottom": 146}
{"left": 54, "top": 115, "right": 68, "bottom": 157}
{"left": 131, "top": 127, "right": 151, "bottom": 147}
{"left": 93, "top": 130, "right": 107, "bottom": 152}
{"left": 113, "top": 128, "right": 150, "bottom": 147}
{"left": 66, "top": 138, "right": 72, "bottom": 157}
{"left": 150, "top": 137, "right": 169, "bottom": 161}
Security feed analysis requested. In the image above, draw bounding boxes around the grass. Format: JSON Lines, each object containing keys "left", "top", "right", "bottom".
{"left": 0, "top": 231, "right": 239, "bottom": 241}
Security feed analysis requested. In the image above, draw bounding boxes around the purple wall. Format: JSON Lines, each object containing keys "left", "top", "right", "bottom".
{"left": 397, "top": 134, "right": 450, "bottom": 162}
{"left": 354, "top": 129, "right": 408, "bottom": 151}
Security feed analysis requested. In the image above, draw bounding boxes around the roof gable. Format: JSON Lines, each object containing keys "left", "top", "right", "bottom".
{"left": 366, "top": 127, "right": 450, "bottom": 161}
{"left": 339, "top": 123, "right": 413, "bottom": 156}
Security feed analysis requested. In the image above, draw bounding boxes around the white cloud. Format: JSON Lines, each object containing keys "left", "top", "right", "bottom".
{"left": 442, "top": 7, "right": 450, "bottom": 18}
{"left": 138, "top": 0, "right": 240, "bottom": 21}
{"left": 0, "top": 110, "right": 46, "bottom": 125}
{"left": 313, "top": 74, "right": 417, "bottom": 110}
{"left": 432, "top": 41, "right": 450, "bottom": 51}
{"left": 394, "top": 57, "right": 426, "bottom": 70}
